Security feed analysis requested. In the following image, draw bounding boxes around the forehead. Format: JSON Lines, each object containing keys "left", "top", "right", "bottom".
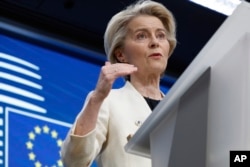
{"left": 127, "top": 15, "right": 165, "bottom": 32}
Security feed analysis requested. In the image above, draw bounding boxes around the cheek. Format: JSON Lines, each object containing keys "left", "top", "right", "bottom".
{"left": 123, "top": 44, "right": 145, "bottom": 62}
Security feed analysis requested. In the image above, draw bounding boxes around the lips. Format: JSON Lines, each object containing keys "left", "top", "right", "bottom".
{"left": 149, "top": 53, "right": 162, "bottom": 57}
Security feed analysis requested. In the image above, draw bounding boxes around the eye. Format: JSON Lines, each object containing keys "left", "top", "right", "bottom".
{"left": 136, "top": 32, "right": 147, "bottom": 40}
{"left": 157, "top": 32, "right": 167, "bottom": 40}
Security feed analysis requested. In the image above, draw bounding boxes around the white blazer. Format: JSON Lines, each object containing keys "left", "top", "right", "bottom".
{"left": 61, "top": 81, "right": 152, "bottom": 167}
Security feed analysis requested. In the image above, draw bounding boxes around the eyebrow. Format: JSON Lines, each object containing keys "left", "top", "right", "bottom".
{"left": 132, "top": 28, "right": 167, "bottom": 34}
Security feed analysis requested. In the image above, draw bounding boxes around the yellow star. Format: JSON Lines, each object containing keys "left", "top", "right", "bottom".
{"left": 26, "top": 141, "right": 33, "bottom": 150}
{"left": 28, "top": 132, "right": 36, "bottom": 140}
{"left": 34, "top": 126, "right": 41, "bottom": 134}
{"left": 35, "top": 161, "right": 42, "bottom": 167}
{"left": 57, "top": 159, "right": 63, "bottom": 167}
{"left": 43, "top": 125, "right": 50, "bottom": 134}
{"left": 28, "top": 152, "right": 36, "bottom": 161}
{"left": 27, "top": 125, "right": 65, "bottom": 167}
{"left": 57, "top": 139, "right": 63, "bottom": 147}
{"left": 51, "top": 130, "right": 58, "bottom": 138}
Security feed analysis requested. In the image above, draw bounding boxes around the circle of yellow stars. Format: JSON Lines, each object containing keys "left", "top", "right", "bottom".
{"left": 26, "top": 125, "right": 63, "bottom": 167}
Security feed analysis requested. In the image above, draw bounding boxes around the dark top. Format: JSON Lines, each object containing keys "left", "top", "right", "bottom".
{"left": 144, "top": 97, "right": 161, "bottom": 111}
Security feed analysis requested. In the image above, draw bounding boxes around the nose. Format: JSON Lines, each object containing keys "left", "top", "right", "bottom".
{"left": 149, "top": 36, "right": 159, "bottom": 48}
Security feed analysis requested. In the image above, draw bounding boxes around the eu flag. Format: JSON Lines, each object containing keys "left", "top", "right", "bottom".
{"left": 7, "top": 107, "right": 71, "bottom": 167}
{"left": 0, "top": 33, "right": 113, "bottom": 167}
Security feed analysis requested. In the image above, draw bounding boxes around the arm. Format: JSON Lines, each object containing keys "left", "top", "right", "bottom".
{"left": 74, "top": 62, "right": 137, "bottom": 135}
{"left": 61, "top": 62, "right": 137, "bottom": 167}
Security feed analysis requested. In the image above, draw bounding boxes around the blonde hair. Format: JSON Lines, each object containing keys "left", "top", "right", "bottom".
{"left": 104, "top": 0, "right": 177, "bottom": 64}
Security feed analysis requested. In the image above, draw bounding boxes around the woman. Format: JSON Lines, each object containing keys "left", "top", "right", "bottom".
{"left": 61, "top": 0, "right": 177, "bottom": 166}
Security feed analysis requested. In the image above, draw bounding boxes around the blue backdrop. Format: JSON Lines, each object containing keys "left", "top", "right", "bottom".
{"left": 0, "top": 32, "right": 174, "bottom": 167}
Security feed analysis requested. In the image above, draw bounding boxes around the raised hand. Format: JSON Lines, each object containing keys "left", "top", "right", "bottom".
{"left": 94, "top": 61, "right": 137, "bottom": 100}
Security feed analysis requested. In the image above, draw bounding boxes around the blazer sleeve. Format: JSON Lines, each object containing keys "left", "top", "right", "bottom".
{"left": 61, "top": 91, "right": 110, "bottom": 167}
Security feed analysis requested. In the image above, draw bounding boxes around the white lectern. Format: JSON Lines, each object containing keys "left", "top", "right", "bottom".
{"left": 125, "top": 1, "right": 250, "bottom": 167}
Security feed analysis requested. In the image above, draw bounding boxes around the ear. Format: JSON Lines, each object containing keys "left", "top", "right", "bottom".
{"left": 114, "top": 49, "right": 127, "bottom": 63}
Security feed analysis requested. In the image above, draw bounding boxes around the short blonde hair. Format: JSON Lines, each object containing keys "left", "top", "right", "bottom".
{"left": 104, "top": 0, "right": 177, "bottom": 64}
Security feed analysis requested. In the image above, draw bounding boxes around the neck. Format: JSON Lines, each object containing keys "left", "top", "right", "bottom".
{"left": 130, "top": 74, "right": 163, "bottom": 100}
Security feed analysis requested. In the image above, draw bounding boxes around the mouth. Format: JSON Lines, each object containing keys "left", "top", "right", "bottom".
{"left": 149, "top": 53, "right": 162, "bottom": 58}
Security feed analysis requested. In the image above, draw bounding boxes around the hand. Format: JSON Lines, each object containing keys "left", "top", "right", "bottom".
{"left": 93, "top": 61, "right": 137, "bottom": 100}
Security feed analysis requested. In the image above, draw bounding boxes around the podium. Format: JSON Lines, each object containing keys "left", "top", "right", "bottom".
{"left": 125, "top": 1, "right": 250, "bottom": 167}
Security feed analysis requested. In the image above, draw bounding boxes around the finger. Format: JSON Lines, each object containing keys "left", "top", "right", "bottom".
{"left": 94, "top": 63, "right": 137, "bottom": 98}
{"left": 112, "top": 64, "right": 137, "bottom": 77}
{"left": 101, "top": 63, "right": 138, "bottom": 81}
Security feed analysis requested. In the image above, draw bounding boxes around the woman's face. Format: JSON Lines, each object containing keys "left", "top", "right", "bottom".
{"left": 118, "top": 15, "right": 170, "bottom": 76}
